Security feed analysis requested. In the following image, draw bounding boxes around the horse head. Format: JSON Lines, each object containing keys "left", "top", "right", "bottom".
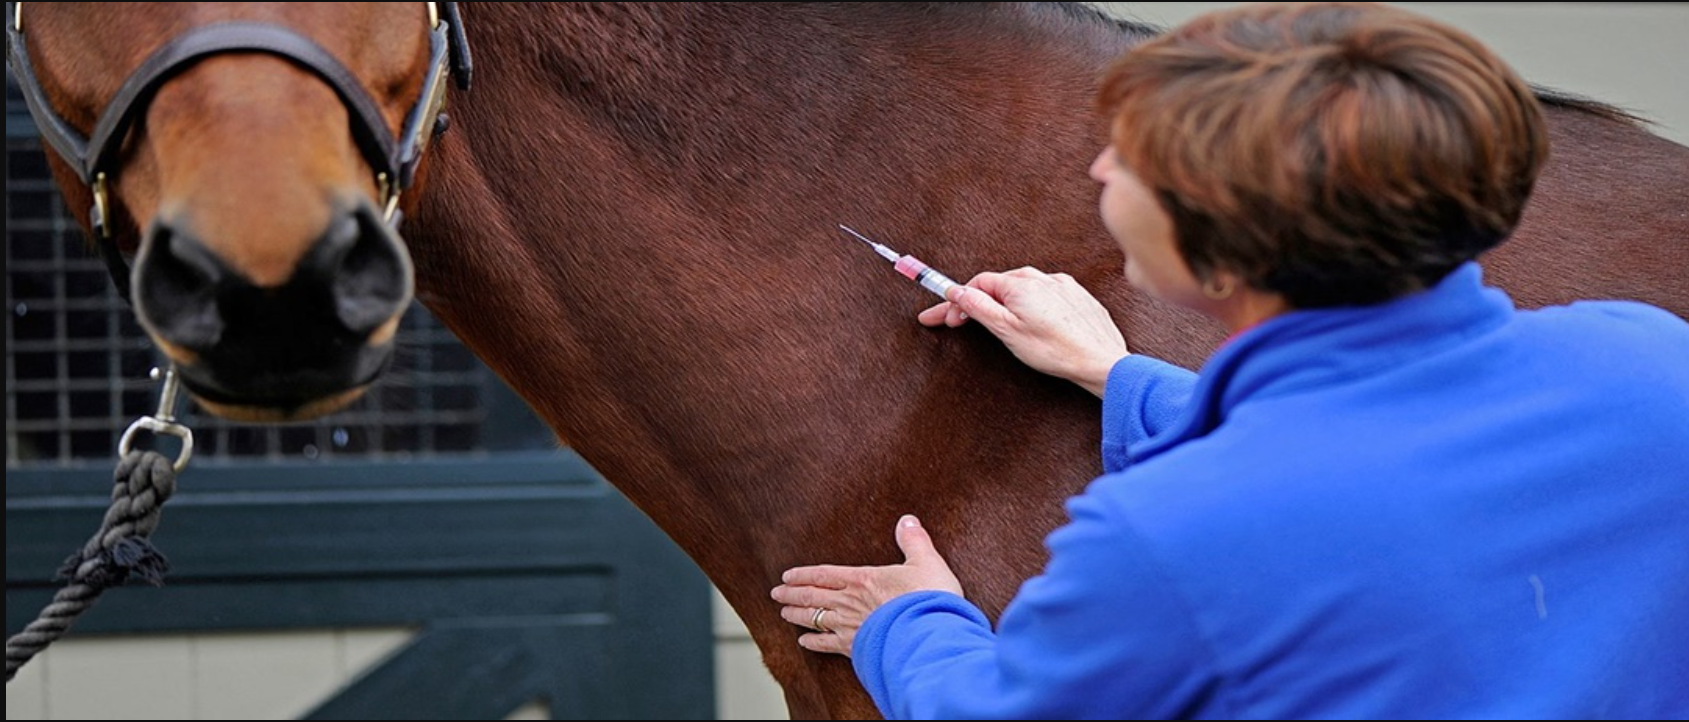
{"left": 6, "top": 2, "right": 468, "bottom": 421}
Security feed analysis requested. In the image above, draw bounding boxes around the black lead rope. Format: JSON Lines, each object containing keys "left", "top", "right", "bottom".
{"left": 5, "top": 450, "right": 178, "bottom": 683}
{"left": 6, "top": 366, "right": 192, "bottom": 684}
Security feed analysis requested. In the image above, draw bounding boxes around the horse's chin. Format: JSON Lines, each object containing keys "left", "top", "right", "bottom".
{"left": 163, "top": 341, "right": 396, "bottom": 423}
{"left": 189, "top": 386, "right": 371, "bottom": 423}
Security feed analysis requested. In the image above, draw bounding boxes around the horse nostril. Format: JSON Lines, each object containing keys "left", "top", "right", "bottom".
{"left": 133, "top": 204, "right": 410, "bottom": 359}
{"left": 315, "top": 203, "right": 414, "bottom": 337}
{"left": 134, "top": 221, "right": 228, "bottom": 350}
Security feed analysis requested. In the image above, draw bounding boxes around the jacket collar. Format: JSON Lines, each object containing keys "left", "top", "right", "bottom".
{"left": 1131, "top": 262, "right": 1515, "bottom": 465}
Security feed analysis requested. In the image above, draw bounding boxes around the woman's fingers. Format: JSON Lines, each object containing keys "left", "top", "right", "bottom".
{"left": 947, "top": 303, "right": 969, "bottom": 326}
{"left": 918, "top": 301, "right": 969, "bottom": 327}
{"left": 772, "top": 581, "right": 843, "bottom": 609}
{"left": 779, "top": 564, "right": 852, "bottom": 589}
{"left": 798, "top": 630, "right": 852, "bottom": 656}
{"left": 946, "top": 279, "right": 1013, "bottom": 331}
{"left": 779, "top": 604, "right": 832, "bottom": 629}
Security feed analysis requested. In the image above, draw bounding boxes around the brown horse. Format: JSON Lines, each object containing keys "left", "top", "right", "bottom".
{"left": 10, "top": 3, "right": 1687, "bottom": 718}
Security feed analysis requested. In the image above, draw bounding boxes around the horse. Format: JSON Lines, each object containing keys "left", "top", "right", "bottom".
{"left": 9, "top": 3, "right": 1687, "bottom": 718}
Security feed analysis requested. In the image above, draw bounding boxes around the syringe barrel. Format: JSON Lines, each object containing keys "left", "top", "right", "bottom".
{"left": 895, "top": 255, "right": 960, "bottom": 299}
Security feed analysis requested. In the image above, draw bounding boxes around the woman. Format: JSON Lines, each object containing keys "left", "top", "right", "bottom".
{"left": 771, "top": 2, "right": 1689, "bottom": 718}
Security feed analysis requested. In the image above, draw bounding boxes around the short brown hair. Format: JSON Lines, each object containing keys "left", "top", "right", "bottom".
{"left": 1097, "top": 2, "right": 1548, "bottom": 307}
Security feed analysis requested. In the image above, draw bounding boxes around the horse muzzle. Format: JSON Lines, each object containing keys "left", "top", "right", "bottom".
{"left": 132, "top": 200, "right": 414, "bottom": 421}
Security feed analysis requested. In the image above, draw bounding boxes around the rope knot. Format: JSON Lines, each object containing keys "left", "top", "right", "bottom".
{"left": 56, "top": 537, "right": 172, "bottom": 590}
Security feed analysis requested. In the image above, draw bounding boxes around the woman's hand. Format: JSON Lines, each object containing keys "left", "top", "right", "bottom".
{"left": 772, "top": 515, "right": 963, "bottom": 657}
{"left": 919, "top": 267, "right": 1129, "bottom": 397}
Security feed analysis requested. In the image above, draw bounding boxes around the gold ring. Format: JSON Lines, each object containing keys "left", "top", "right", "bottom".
{"left": 811, "top": 607, "right": 832, "bottom": 633}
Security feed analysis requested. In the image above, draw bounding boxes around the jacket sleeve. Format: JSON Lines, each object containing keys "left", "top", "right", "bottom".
{"left": 1101, "top": 355, "right": 1198, "bottom": 473}
{"left": 851, "top": 490, "right": 1221, "bottom": 719}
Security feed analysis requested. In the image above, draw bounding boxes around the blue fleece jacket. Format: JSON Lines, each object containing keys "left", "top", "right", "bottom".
{"left": 852, "top": 263, "right": 1689, "bottom": 719}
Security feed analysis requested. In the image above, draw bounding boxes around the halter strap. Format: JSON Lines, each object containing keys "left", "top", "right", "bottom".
{"left": 3, "top": 2, "right": 471, "bottom": 299}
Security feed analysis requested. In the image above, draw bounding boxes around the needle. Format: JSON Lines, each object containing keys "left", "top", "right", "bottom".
{"left": 838, "top": 224, "right": 962, "bottom": 300}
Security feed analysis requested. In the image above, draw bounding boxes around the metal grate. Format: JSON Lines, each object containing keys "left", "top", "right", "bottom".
{"left": 7, "top": 77, "right": 524, "bottom": 467}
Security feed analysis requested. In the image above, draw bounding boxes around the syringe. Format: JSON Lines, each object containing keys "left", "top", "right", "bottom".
{"left": 838, "top": 224, "right": 962, "bottom": 300}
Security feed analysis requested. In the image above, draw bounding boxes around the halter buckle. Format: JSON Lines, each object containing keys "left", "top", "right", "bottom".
{"left": 91, "top": 172, "right": 112, "bottom": 239}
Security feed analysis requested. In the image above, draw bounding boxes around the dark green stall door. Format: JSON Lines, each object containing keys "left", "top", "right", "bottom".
{"left": 6, "top": 456, "right": 715, "bottom": 720}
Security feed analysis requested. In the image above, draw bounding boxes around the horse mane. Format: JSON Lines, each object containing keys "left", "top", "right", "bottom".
{"left": 1531, "top": 84, "right": 1651, "bottom": 126}
{"left": 1049, "top": 2, "right": 1165, "bottom": 40}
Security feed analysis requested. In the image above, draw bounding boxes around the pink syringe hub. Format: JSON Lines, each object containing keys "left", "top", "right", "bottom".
{"left": 894, "top": 255, "right": 927, "bottom": 279}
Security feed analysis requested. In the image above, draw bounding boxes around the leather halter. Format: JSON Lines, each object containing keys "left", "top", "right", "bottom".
{"left": 4, "top": 2, "right": 472, "bottom": 300}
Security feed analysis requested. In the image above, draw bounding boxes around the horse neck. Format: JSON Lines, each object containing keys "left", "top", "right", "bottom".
{"left": 405, "top": 0, "right": 1164, "bottom": 618}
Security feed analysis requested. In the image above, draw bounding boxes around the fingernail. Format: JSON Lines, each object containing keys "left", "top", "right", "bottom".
{"left": 781, "top": 570, "right": 792, "bottom": 583}
{"left": 957, "top": 311, "right": 969, "bottom": 321}
{"left": 946, "top": 286, "right": 965, "bottom": 302}
{"left": 901, "top": 515, "right": 920, "bottom": 528}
